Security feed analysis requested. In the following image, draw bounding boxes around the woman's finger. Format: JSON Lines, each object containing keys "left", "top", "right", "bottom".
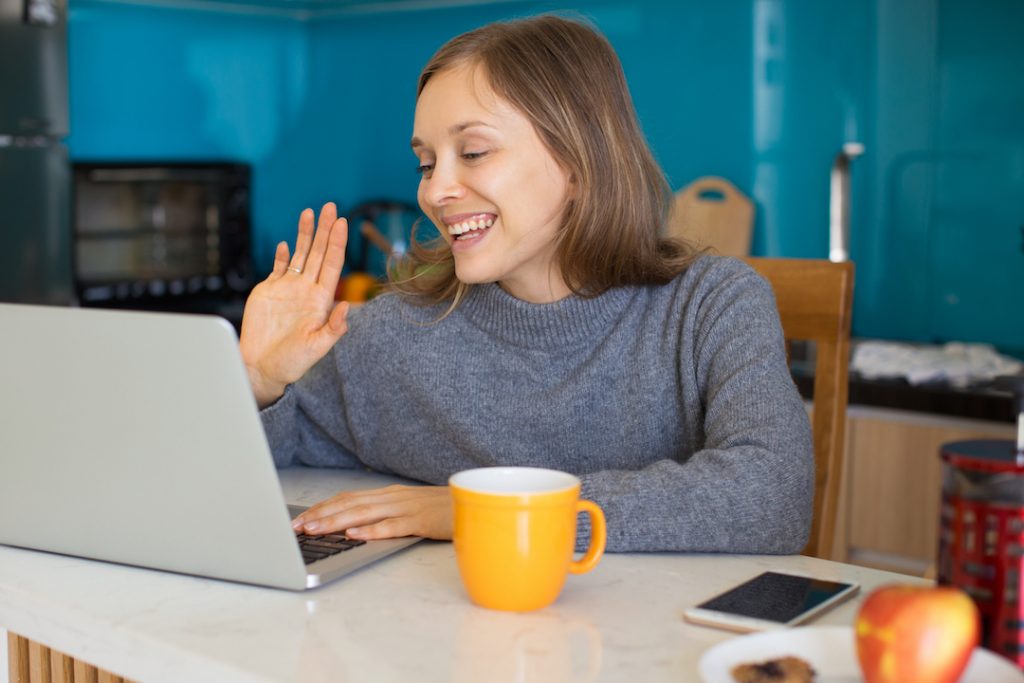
{"left": 308, "top": 489, "right": 408, "bottom": 520}
{"left": 288, "top": 208, "right": 316, "bottom": 273}
{"left": 312, "top": 301, "right": 349, "bottom": 352}
{"left": 296, "top": 487, "right": 422, "bottom": 530}
{"left": 297, "top": 485, "right": 417, "bottom": 524}
{"left": 319, "top": 216, "right": 349, "bottom": 288}
{"left": 302, "top": 501, "right": 399, "bottom": 535}
{"left": 303, "top": 202, "right": 337, "bottom": 280}
{"left": 291, "top": 496, "right": 357, "bottom": 529}
{"left": 269, "top": 241, "right": 290, "bottom": 280}
{"left": 295, "top": 486, "right": 452, "bottom": 540}
{"left": 327, "top": 300, "right": 350, "bottom": 334}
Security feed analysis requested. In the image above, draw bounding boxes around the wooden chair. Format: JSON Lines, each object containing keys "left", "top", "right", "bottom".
{"left": 742, "top": 257, "right": 855, "bottom": 560}
{"left": 665, "top": 177, "right": 755, "bottom": 256}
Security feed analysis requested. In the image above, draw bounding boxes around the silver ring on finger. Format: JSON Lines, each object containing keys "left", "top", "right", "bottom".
{"left": 288, "top": 266, "right": 303, "bottom": 274}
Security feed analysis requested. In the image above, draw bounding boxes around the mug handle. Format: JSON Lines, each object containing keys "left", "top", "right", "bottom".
{"left": 568, "top": 500, "right": 606, "bottom": 575}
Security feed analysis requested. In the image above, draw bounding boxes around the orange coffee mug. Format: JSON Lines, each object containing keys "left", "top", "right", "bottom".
{"left": 449, "top": 467, "right": 606, "bottom": 612}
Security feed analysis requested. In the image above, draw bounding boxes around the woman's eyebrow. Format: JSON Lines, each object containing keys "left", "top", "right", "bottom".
{"left": 411, "top": 120, "right": 496, "bottom": 149}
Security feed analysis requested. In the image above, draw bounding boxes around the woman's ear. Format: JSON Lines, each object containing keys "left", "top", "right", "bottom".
{"left": 566, "top": 173, "right": 578, "bottom": 200}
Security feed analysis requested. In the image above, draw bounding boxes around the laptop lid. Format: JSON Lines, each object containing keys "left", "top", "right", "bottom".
{"left": 0, "top": 303, "right": 407, "bottom": 590}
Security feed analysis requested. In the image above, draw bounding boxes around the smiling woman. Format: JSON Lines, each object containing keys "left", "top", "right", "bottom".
{"left": 396, "top": 15, "right": 697, "bottom": 308}
{"left": 239, "top": 14, "right": 814, "bottom": 554}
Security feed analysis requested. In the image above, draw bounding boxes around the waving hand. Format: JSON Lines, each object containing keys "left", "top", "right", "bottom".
{"left": 240, "top": 203, "right": 350, "bottom": 407}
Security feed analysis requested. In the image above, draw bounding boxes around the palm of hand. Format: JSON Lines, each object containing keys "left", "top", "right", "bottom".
{"left": 239, "top": 203, "right": 351, "bottom": 406}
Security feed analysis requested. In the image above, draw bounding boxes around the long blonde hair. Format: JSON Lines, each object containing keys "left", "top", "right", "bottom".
{"left": 390, "top": 14, "right": 699, "bottom": 305}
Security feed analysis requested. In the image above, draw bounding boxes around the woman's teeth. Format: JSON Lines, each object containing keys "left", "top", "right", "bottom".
{"left": 448, "top": 217, "right": 494, "bottom": 239}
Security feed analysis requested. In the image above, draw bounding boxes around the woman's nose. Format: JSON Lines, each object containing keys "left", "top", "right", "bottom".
{"left": 423, "top": 161, "right": 466, "bottom": 206}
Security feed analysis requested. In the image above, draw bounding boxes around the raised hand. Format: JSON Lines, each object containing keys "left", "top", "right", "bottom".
{"left": 240, "top": 203, "right": 350, "bottom": 408}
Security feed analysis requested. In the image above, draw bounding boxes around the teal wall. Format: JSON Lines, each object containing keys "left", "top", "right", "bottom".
{"left": 862, "top": 0, "right": 1024, "bottom": 356}
{"left": 66, "top": 0, "right": 1024, "bottom": 356}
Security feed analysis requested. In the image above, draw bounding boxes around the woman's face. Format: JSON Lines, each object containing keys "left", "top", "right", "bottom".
{"left": 412, "top": 63, "right": 572, "bottom": 303}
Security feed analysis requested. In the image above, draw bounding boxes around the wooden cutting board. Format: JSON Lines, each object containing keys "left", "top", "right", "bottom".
{"left": 665, "top": 176, "right": 754, "bottom": 256}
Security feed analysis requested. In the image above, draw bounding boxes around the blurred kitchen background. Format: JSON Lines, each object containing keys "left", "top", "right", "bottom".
{"left": 1, "top": 0, "right": 1022, "bottom": 356}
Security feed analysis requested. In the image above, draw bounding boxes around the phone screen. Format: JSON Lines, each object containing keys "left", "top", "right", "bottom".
{"left": 696, "top": 572, "right": 855, "bottom": 623}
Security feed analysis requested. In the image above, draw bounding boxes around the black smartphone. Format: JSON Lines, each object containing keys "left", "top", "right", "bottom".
{"left": 683, "top": 571, "right": 860, "bottom": 632}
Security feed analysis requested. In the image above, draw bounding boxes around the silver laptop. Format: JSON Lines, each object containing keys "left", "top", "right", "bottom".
{"left": 0, "top": 303, "right": 421, "bottom": 590}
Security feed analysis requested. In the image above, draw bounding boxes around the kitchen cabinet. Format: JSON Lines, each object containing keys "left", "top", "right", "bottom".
{"left": 831, "top": 405, "right": 1016, "bottom": 576}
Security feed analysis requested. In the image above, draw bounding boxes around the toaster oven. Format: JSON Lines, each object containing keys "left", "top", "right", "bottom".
{"left": 72, "top": 161, "right": 252, "bottom": 317}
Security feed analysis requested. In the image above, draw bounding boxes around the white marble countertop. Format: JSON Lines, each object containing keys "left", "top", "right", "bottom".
{"left": 0, "top": 467, "right": 927, "bottom": 683}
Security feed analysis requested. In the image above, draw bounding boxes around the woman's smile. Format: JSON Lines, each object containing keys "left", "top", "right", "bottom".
{"left": 443, "top": 212, "right": 497, "bottom": 243}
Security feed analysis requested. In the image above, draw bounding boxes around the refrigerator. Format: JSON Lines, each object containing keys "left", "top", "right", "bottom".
{"left": 0, "top": 0, "right": 72, "bottom": 305}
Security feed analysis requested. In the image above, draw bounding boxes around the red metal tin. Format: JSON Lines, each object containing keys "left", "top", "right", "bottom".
{"left": 938, "top": 439, "right": 1024, "bottom": 667}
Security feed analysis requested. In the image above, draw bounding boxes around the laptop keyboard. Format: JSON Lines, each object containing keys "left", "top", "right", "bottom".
{"left": 295, "top": 533, "right": 366, "bottom": 565}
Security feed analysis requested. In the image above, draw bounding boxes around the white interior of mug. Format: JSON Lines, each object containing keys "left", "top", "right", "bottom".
{"left": 449, "top": 467, "right": 579, "bottom": 495}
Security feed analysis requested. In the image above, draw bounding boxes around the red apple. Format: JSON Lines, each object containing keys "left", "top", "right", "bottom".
{"left": 855, "top": 584, "right": 980, "bottom": 683}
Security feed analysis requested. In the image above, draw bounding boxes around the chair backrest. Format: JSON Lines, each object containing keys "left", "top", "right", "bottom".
{"left": 665, "top": 177, "right": 754, "bottom": 256}
{"left": 742, "top": 257, "right": 855, "bottom": 559}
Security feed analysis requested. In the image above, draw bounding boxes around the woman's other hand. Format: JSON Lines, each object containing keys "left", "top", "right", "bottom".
{"left": 291, "top": 485, "right": 453, "bottom": 541}
{"left": 240, "top": 203, "right": 350, "bottom": 408}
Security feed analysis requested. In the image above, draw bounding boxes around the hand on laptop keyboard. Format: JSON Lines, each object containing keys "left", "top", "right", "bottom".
{"left": 291, "top": 484, "right": 453, "bottom": 542}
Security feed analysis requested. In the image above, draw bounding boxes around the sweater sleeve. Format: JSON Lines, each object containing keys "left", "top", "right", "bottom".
{"left": 259, "top": 345, "right": 362, "bottom": 471}
{"left": 577, "top": 263, "right": 814, "bottom": 554}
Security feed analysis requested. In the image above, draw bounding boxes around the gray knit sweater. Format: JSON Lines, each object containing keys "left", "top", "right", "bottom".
{"left": 260, "top": 255, "right": 813, "bottom": 553}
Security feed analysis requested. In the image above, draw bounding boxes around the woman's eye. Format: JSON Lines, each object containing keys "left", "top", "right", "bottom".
{"left": 415, "top": 163, "right": 434, "bottom": 175}
{"left": 461, "top": 151, "right": 487, "bottom": 161}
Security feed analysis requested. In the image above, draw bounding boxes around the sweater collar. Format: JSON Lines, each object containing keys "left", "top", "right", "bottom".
{"left": 458, "top": 283, "right": 636, "bottom": 348}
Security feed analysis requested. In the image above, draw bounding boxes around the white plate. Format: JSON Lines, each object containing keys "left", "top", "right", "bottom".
{"left": 699, "top": 625, "right": 1024, "bottom": 683}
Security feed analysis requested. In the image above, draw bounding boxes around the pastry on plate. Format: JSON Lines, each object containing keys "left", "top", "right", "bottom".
{"left": 730, "top": 656, "right": 816, "bottom": 682}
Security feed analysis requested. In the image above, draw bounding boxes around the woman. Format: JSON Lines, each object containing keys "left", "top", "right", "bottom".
{"left": 239, "top": 15, "right": 813, "bottom": 553}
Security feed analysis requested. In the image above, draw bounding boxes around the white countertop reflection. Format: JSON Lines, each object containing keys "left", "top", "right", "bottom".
{"left": 0, "top": 467, "right": 926, "bottom": 683}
